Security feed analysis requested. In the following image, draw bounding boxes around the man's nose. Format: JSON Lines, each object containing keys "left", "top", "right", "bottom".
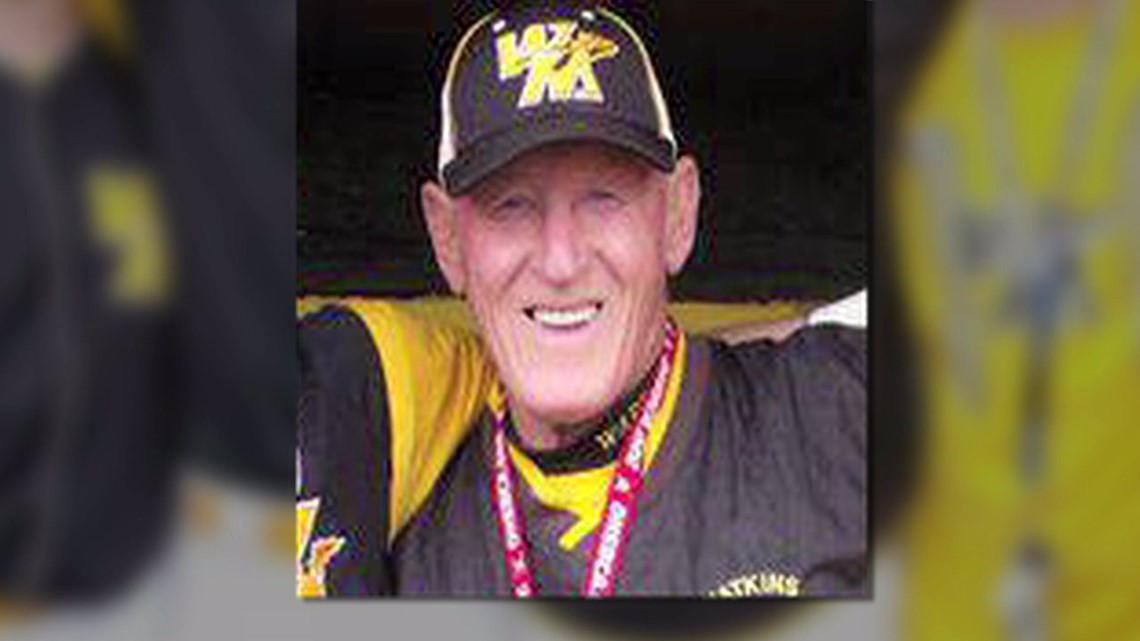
{"left": 535, "top": 202, "right": 587, "bottom": 284}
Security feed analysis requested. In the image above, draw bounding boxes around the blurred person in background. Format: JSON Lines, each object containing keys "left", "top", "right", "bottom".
{"left": 297, "top": 2, "right": 867, "bottom": 598}
{"left": 125, "top": 0, "right": 296, "bottom": 492}
{"left": 2, "top": 0, "right": 295, "bottom": 618}
{"left": 1, "top": 0, "right": 297, "bottom": 636}
{"left": 0, "top": 0, "right": 175, "bottom": 601}
{"left": 890, "top": 0, "right": 1140, "bottom": 638}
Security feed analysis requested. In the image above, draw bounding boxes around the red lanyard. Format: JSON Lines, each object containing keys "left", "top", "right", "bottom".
{"left": 488, "top": 321, "right": 679, "bottom": 597}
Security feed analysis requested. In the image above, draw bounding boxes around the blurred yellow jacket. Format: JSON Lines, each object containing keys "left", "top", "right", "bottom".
{"left": 892, "top": 1, "right": 1140, "bottom": 639}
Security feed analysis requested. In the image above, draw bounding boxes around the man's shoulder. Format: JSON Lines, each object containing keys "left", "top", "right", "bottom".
{"left": 297, "top": 299, "right": 496, "bottom": 546}
{"left": 700, "top": 323, "right": 867, "bottom": 478}
{"left": 298, "top": 305, "right": 381, "bottom": 383}
{"left": 679, "top": 326, "right": 868, "bottom": 596}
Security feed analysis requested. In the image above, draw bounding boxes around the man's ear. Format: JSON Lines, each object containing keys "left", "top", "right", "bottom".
{"left": 664, "top": 154, "right": 701, "bottom": 275}
{"left": 421, "top": 181, "right": 466, "bottom": 294}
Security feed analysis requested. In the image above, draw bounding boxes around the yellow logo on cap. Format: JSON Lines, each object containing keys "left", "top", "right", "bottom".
{"left": 496, "top": 21, "right": 619, "bottom": 108}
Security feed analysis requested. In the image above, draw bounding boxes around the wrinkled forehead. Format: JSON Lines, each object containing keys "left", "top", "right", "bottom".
{"left": 465, "top": 140, "right": 662, "bottom": 199}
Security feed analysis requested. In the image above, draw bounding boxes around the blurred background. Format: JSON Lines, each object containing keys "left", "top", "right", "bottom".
{"left": 2, "top": 0, "right": 1139, "bottom": 640}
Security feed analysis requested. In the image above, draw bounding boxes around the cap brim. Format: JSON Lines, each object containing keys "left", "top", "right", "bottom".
{"left": 442, "top": 111, "right": 676, "bottom": 195}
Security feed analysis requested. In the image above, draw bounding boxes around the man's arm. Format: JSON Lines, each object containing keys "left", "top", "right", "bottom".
{"left": 295, "top": 299, "right": 497, "bottom": 596}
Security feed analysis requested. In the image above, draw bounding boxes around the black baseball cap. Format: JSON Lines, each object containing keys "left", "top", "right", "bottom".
{"left": 436, "top": 4, "right": 677, "bottom": 195}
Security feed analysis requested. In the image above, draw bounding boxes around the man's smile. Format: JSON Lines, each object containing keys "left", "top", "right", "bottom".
{"left": 523, "top": 301, "right": 605, "bottom": 331}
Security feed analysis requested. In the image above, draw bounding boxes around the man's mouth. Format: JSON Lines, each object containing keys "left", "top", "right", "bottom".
{"left": 524, "top": 302, "right": 604, "bottom": 330}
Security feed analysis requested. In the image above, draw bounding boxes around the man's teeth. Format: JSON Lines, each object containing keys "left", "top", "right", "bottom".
{"left": 531, "top": 303, "right": 601, "bottom": 327}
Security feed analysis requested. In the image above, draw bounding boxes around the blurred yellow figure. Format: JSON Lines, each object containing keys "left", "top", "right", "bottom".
{"left": 892, "top": 0, "right": 1140, "bottom": 639}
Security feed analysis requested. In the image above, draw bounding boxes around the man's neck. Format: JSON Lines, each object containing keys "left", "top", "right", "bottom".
{"left": 509, "top": 380, "right": 643, "bottom": 452}
{"left": 508, "top": 325, "right": 667, "bottom": 453}
{"left": 517, "top": 415, "right": 602, "bottom": 451}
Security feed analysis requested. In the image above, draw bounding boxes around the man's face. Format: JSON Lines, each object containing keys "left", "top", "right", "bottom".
{"left": 427, "top": 142, "right": 697, "bottom": 438}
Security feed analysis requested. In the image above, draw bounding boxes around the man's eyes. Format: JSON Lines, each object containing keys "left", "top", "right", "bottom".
{"left": 481, "top": 190, "right": 624, "bottom": 220}
{"left": 585, "top": 189, "right": 617, "bottom": 202}
{"left": 487, "top": 195, "right": 536, "bottom": 219}
{"left": 582, "top": 190, "right": 623, "bottom": 208}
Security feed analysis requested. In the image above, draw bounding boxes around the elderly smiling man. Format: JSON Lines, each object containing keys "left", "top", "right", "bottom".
{"left": 297, "top": 4, "right": 866, "bottom": 598}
